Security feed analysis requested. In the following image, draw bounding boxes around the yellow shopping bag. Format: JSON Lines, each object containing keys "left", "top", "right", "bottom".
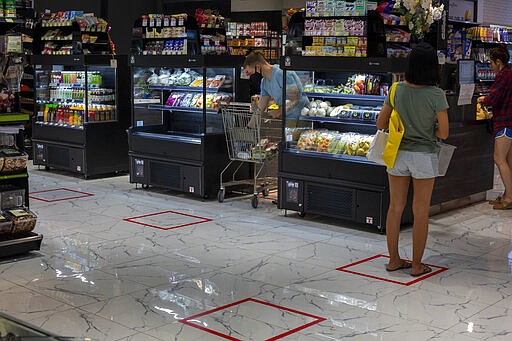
{"left": 382, "top": 82, "right": 405, "bottom": 168}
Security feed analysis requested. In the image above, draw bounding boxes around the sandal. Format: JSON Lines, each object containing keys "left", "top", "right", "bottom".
{"left": 386, "top": 260, "right": 412, "bottom": 272}
{"left": 493, "top": 200, "right": 512, "bottom": 210}
{"left": 410, "top": 264, "right": 432, "bottom": 277}
{"left": 489, "top": 196, "right": 502, "bottom": 205}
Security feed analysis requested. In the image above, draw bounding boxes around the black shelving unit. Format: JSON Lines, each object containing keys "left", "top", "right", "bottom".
{"left": 0, "top": 12, "right": 43, "bottom": 257}
{"left": 128, "top": 54, "right": 245, "bottom": 199}
{"left": 31, "top": 54, "right": 130, "bottom": 178}
{"left": 278, "top": 55, "right": 493, "bottom": 233}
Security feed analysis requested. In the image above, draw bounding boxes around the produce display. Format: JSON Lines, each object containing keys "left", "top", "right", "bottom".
{"left": 165, "top": 92, "right": 232, "bottom": 110}
{"left": 304, "top": 74, "right": 387, "bottom": 96}
{"left": 296, "top": 130, "right": 374, "bottom": 156}
{"left": 134, "top": 68, "right": 230, "bottom": 89}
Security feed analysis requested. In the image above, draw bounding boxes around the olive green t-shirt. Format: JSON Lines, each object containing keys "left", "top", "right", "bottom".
{"left": 385, "top": 82, "right": 449, "bottom": 153}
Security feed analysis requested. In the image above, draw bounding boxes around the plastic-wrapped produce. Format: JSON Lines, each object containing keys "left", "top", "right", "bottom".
{"left": 297, "top": 130, "right": 324, "bottom": 151}
{"left": 316, "top": 131, "right": 336, "bottom": 153}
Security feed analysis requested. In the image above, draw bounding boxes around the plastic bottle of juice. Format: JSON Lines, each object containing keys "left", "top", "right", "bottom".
{"left": 43, "top": 104, "right": 49, "bottom": 122}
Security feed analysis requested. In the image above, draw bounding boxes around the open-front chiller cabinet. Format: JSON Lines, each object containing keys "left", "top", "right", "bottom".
{"left": 128, "top": 55, "right": 243, "bottom": 198}
{"left": 31, "top": 55, "right": 130, "bottom": 178}
{"left": 279, "top": 56, "right": 494, "bottom": 233}
{"left": 279, "top": 56, "right": 411, "bottom": 233}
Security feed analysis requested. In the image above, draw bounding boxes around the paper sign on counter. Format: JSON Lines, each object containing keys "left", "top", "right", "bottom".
{"left": 458, "top": 83, "right": 475, "bottom": 106}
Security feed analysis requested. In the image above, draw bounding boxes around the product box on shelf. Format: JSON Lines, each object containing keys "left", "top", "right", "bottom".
{"left": 4, "top": 0, "right": 16, "bottom": 18}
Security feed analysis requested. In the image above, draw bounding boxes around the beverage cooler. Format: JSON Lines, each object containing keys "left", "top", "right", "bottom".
{"left": 128, "top": 55, "right": 244, "bottom": 199}
{"left": 278, "top": 56, "right": 493, "bottom": 233}
{"left": 31, "top": 55, "right": 130, "bottom": 178}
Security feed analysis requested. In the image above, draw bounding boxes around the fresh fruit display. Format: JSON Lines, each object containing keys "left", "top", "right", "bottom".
{"left": 301, "top": 100, "right": 380, "bottom": 121}
{"left": 304, "top": 74, "right": 386, "bottom": 96}
{"left": 297, "top": 129, "right": 375, "bottom": 157}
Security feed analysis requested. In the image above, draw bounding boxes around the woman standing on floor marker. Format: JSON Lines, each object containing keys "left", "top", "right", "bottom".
{"left": 377, "top": 42, "right": 449, "bottom": 277}
{"left": 478, "top": 45, "right": 512, "bottom": 210}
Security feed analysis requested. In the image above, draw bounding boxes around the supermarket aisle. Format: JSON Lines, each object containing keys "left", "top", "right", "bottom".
{"left": 1, "top": 164, "right": 512, "bottom": 340}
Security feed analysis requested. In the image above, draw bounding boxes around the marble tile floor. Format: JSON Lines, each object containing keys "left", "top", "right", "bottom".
{"left": 0, "top": 164, "right": 512, "bottom": 340}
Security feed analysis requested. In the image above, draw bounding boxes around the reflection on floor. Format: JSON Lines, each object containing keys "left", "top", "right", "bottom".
{"left": 0, "top": 163, "right": 511, "bottom": 340}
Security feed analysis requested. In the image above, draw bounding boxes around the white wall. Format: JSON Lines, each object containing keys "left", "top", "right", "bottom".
{"left": 482, "top": 0, "right": 512, "bottom": 26}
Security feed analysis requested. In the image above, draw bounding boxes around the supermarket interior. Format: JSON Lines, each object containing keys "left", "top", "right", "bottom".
{"left": 1, "top": 0, "right": 512, "bottom": 340}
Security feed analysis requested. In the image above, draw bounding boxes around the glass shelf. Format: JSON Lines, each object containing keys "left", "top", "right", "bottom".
{"left": 304, "top": 92, "right": 385, "bottom": 101}
{"left": 147, "top": 104, "right": 219, "bottom": 114}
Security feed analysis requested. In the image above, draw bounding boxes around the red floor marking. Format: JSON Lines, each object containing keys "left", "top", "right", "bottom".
{"left": 29, "top": 188, "right": 94, "bottom": 202}
{"left": 123, "top": 210, "right": 212, "bottom": 230}
{"left": 336, "top": 254, "right": 449, "bottom": 286}
{"left": 180, "top": 297, "right": 326, "bottom": 341}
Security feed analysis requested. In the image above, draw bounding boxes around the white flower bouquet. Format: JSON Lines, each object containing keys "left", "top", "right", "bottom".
{"left": 397, "top": 0, "right": 444, "bottom": 39}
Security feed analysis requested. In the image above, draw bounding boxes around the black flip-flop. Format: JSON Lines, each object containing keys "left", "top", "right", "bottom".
{"left": 410, "top": 264, "right": 432, "bottom": 277}
{"left": 386, "top": 261, "right": 412, "bottom": 272}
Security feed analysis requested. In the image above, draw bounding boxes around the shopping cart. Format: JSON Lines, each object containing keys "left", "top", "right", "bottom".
{"left": 218, "top": 102, "right": 281, "bottom": 208}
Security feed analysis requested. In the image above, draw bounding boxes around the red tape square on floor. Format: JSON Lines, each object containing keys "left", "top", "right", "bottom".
{"left": 29, "top": 188, "right": 94, "bottom": 202}
{"left": 123, "top": 210, "right": 212, "bottom": 230}
{"left": 180, "top": 298, "right": 326, "bottom": 341}
{"left": 336, "top": 254, "right": 448, "bottom": 286}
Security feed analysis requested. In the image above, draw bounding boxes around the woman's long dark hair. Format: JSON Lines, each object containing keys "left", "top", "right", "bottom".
{"left": 405, "top": 42, "right": 440, "bottom": 86}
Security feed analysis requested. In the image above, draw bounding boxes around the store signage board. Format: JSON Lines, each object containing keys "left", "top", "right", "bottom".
{"left": 449, "top": 0, "right": 476, "bottom": 22}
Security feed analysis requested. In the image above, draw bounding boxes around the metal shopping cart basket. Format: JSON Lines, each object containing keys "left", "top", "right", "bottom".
{"left": 218, "top": 102, "right": 281, "bottom": 208}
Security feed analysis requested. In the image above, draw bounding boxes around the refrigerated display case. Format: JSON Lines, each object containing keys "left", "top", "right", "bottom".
{"left": 31, "top": 55, "right": 130, "bottom": 178}
{"left": 278, "top": 56, "right": 493, "bottom": 233}
{"left": 128, "top": 55, "right": 244, "bottom": 198}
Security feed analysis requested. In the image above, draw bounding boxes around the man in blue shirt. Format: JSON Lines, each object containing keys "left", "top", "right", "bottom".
{"left": 243, "top": 52, "right": 308, "bottom": 123}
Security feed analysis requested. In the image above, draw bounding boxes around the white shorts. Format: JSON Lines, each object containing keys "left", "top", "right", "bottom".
{"left": 387, "top": 150, "right": 439, "bottom": 179}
